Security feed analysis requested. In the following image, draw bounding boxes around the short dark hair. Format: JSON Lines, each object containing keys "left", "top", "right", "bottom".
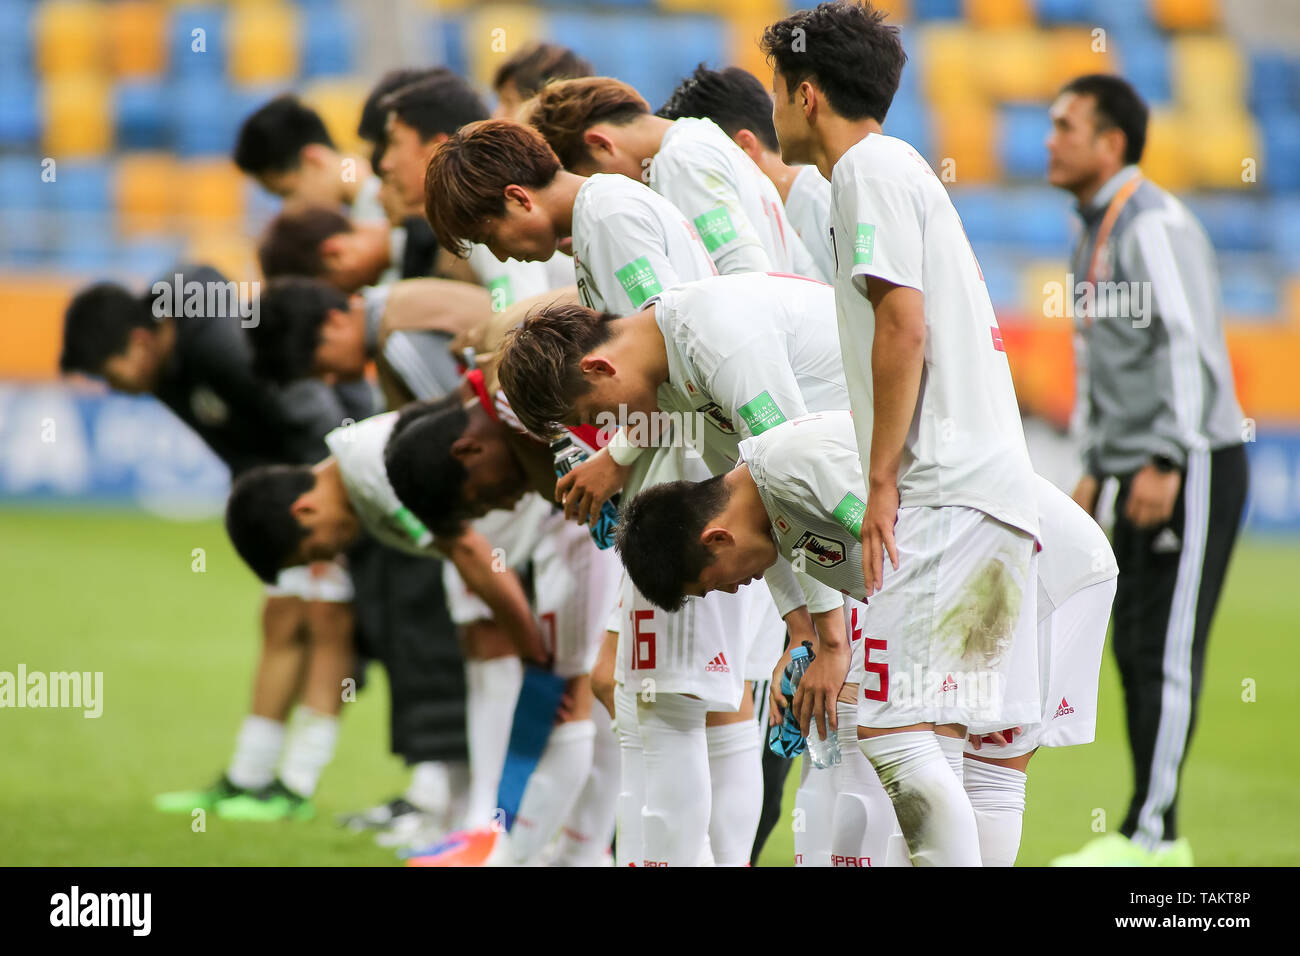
{"left": 359, "top": 67, "right": 443, "bottom": 143}
{"left": 658, "top": 65, "right": 780, "bottom": 152}
{"left": 496, "top": 301, "right": 616, "bottom": 438}
{"left": 760, "top": 1, "right": 906, "bottom": 124}
{"left": 493, "top": 43, "right": 594, "bottom": 100}
{"left": 383, "top": 395, "right": 475, "bottom": 539}
{"left": 233, "top": 94, "right": 335, "bottom": 176}
{"left": 615, "top": 475, "right": 732, "bottom": 612}
{"left": 423, "top": 119, "right": 563, "bottom": 257}
{"left": 258, "top": 206, "right": 352, "bottom": 280}
{"left": 1059, "top": 73, "right": 1149, "bottom": 165}
{"left": 248, "top": 277, "right": 350, "bottom": 384}
{"left": 225, "top": 464, "right": 316, "bottom": 583}
{"left": 60, "top": 282, "right": 155, "bottom": 375}
{"left": 528, "top": 77, "right": 650, "bottom": 170}
{"left": 380, "top": 72, "right": 489, "bottom": 143}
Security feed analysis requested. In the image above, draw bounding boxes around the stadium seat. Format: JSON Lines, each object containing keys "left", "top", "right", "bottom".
{"left": 178, "top": 160, "right": 245, "bottom": 230}
{"left": 1171, "top": 34, "right": 1246, "bottom": 115}
{"left": 965, "top": 0, "right": 1034, "bottom": 30}
{"left": 42, "top": 74, "right": 113, "bottom": 158}
{"left": 1044, "top": 27, "right": 1115, "bottom": 93}
{"left": 108, "top": 0, "right": 167, "bottom": 78}
{"left": 183, "top": 233, "right": 258, "bottom": 284}
{"left": 1150, "top": 0, "right": 1219, "bottom": 32}
{"left": 1085, "top": 0, "right": 1150, "bottom": 32}
{"left": 0, "top": 74, "right": 41, "bottom": 149}
{"left": 1184, "top": 194, "right": 1267, "bottom": 254}
{"left": 1020, "top": 258, "right": 1077, "bottom": 322}
{"left": 948, "top": 187, "right": 1007, "bottom": 244}
{"left": 1187, "top": 109, "right": 1259, "bottom": 189}
{"left": 969, "top": 243, "right": 1021, "bottom": 310}
{"left": 53, "top": 213, "right": 117, "bottom": 274}
{"left": 115, "top": 152, "right": 180, "bottom": 236}
{"left": 1116, "top": 29, "right": 1172, "bottom": 106}
{"left": 228, "top": 3, "right": 300, "bottom": 86}
{"left": 1261, "top": 113, "right": 1300, "bottom": 191}
{"left": 931, "top": 102, "right": 1000, "bottom": 184}
{"left": 1218, "top": 260, "right": 1279, "bottom": 319}
{"left": 301, "top": 79, "right": 370, "bottom": 155}
{"left": 913, "top": 0, "right": 964, "bottom": 18}
{"left": 116, "top": 236, "right": 181, "bottom": 284}
{"left": 0, "top": 156, "right": 49, "bottom": 212}
{"left": 48, "top": 161, "right": 112, "bottom": 215}
{"left": 1003, "top": 186, "right": 1075, "bottom": 255}
{"left": 463, "top": 3, "right": 543, "bottom": 91}
{"left": 1268, "top": 195, "right": 1300, "bottom": 272}
{"left": 430, "top": 15, "right": 470, "bottom": 81}
{"left": 1248, "top": 50, "right": 1300, "bottom": 116}
{"left": 918, "top": 23, "right": 984, "bottom": 108}
{"left": 999, "top": 103, "right": 1052, "bottom": 180}
{"left": 0, "top": 3, "right": 34, "bottom": 80}
{"left": 35, "top": 0, "right": 105, "bottom": 77}
{"left": 115, "top": 80, "right": 170, "bottom": 151}
{"left": 168, "top": 5, "right": 226, "bottom": 79}
{"left": 978, "top": 29, "right": 1052, "bottom": 101}
{"left": 301, "top": 0, "right": 358, "bottom": 78}
{"left": 1033, "top": 0, "right": 1092, "bottom": 24}
{"left": 170, "top": 75, "right": 239, "bottom": 157}
{"left": 883, "top": 92, "right": 933, "bottom": 161}
{"left": 1139, "top": 108, "right": 1193, "bottom": 193}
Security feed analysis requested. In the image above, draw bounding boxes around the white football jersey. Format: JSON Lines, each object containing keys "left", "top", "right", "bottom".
{"left": 467, "top": 244, "right": 556, "bottom": 311}
{"left": 326, "top": 411, "right": 440, "bottom": 558}
{"left": 1033, "top": 475, "right": 1118, "bottom": 618}
{"left": 785, "top": 165, "right": 834, "bottom": 283}
{"left": 570, "top": 173, "right": 716, "bottom": 316}
{"left": 650, "top": 117, "right": 815, "bottom": 278}
{"left": 829, "top": 133, "right": 1038, "bottom": 538}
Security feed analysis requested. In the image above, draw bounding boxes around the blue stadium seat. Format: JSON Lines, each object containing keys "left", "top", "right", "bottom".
{"left": 1119, "top": 29, "right": 1172, "bottom": 106}
{"left": 430, "top": 15, "right": 468, "bottom": 81}
{"left": 116, "top": 236, "right": 181, "bottom": 281}
{"left": 1087, "top": 0, "right": 1150, "bottom": 32}
{"left": 999, "top": 104, "right": 1052, "bottom": 180}
{"left": 883, "top": 95, "right": 933, "bottom": 162}
{"left": 168, "top": 5, "right": 226, "bottom": 79}
{"left": 1034, "top": 0, "right": 1093, "bottom": 23}
{"left": 969, "top": 244, "right": 1021, "bottom": 310}
{"left": 948, "top": 187, "right": 1008, "bottom": 244}
{"left": 1185, "top": 195, "right": 1268, "bottom": 254}
{"left": 115, "top": 80, "right": 169, "bottom": 151}
{"left": 0, "top": 3, "right": 33, "bottom": 78}
{"left": 53, "top": 213, "right": 117, "bottom": 274}
{"left": 243, "top": 177, "right": 282, "bottom": 234}
{"left": 171, "top": 76, "right": 238, "bottom": 157}
{"left": 1267, "top": 194, "right": 1300, "bottom": 271}
{"left": 1218, "top": 260, "right": 1280, "bottom": 318}
{"left": 1003, "top": 187, "right": 1075, "bottom": 255}
{"left": 301, "top": 1, "right": 357, "bottom": 79}
{"left": 1261, "top": 113, "right": 1300, "bottom": 191}
{"left": 49, "top": 161, "right": 112, "bottom": 214}
{"left": 0, "top": 156, "right": 48, "bottom": 212}
{"left": 0, "top": 74, "right": 41, "bottom": 149}
{"left": 913, "top": 0, "right": 964, "bottom": 19}
{"left": 1248, "top": 50, "right": 1299, "bottom": 115}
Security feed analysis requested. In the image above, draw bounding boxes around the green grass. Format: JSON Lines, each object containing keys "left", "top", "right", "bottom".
{"left": 2, "top": 509, "right": 1296, "bottom": 866}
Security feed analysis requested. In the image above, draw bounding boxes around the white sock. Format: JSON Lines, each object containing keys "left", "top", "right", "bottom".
{"left": 510, "top": 719, "right": 596, "bottom": 864}
{"left": 936, "top": 732, "right": 967, "bottom": 786}
{"left": 639, "top": 693, "right": 711, "bottom": 866}
{"left": 227, "top": 715, "right": 286, "bottom": 790}
{"left": 963, "top": 759, "right": 1027, "bottom": 867}
{"left": 463, "top": 656, "right": 523, "bottom": 828}
{"left": 859, "top": 731, "right": 982, "bottom": 867}
{"left": 706, "top": 720, "right": 762, "bottom": 867}
{"left": 614, "top": 684, "right": 644, "bottom": 867}
{"left": 278, "top": 707, "right": 339, "bottom": 798}
{"left": 830, "top": 702, "right": 902, "bottom": 867}
{"left": 550, "top": 704, "right": 620, "bottom": 865}
{"left": 795, "top": 755, "right": 835, "bottom": 867}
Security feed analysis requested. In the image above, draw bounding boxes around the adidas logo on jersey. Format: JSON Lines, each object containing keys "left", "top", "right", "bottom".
{"left": 705, "top": 653, "right": 730, "bottom": 673}
{"left": 941, "top": 674, "right": 959, "bottom": 692}
{"left": 1054, "top": 697, "right": 1075, "bottom": 718}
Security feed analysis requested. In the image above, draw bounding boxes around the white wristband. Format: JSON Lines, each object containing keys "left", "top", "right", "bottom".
{"left": 606, "top": 427, "right": 645, "bottom": 467}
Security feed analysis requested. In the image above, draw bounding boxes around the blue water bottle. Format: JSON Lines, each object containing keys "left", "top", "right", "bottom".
{"left": 551, "top": 438, "right": 620, "bottom": 549}
{"left": 768, "top": 642, "right": 814, "bottom": 758}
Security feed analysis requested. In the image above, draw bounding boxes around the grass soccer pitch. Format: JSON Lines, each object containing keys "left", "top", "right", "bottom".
{"left": 2, "top": 508, "right": 1297, "bottom": 867}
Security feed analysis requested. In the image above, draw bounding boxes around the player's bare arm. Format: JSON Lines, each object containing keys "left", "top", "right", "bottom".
{"left": 862, "top": 277, "right": 926, "bottom": 595}
{"left": 791, "top": 606, "right": 851, "bottom": 740}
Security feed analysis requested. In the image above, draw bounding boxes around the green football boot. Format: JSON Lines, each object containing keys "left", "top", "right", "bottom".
{"left": 215, "top": 779, "right": 315, "bottom": 822}
{"left": 1153, "top": 837, "right": 1194, "bottom": 867}
{"left": 153, "top": 774, "right": 246, "bottom": 814}
{"left": 1049, "top": 833, "right": 1155, "bottom": 866}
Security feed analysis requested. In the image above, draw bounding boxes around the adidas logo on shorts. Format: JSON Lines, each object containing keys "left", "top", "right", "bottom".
{"left": 705, "top": 653, "right": 730, "bottom": 673}
{"left": 1053, "top": 697, "right": 1075, "bottom": 719}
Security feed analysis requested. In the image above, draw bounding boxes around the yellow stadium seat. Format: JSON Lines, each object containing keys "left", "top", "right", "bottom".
{"left": 228, "top": 3, "right": 299, "bottom": 86}
{"left": 464, "top": 4, "right": 543, "bottom": 91}
{"left": 919, "top": 24, "right": 987, "bottom": 109}
{"left": 115, "top": 153, "right": 180, "bottom": 236}
{"left": 930, "top": 102, "right": 1000, "bottom": 184}
{"left": 301, "top": 79, "right": 371, "bottom": 157}
{"left": 35, "top": 0, "right": 105, "bottom": 77}
{"left": 728, "top": 7, "right": 788, "bottom": 85}
{"left": 1171, "top": 34, "right": 1245, "bottom": 114}
{"left": 965, "top": 0, "right": 1033, "bottom": 30}
{"left": 1139, "top": 108, "right": 1193, "bottom": 193}
{"left": 978, "top": 29, "right": 1051, "bottom": 101}
{"left": 1151, "top": 0, "right": 1219, "bottom": 31}
{"left": 178, "top": 160, "right": 245, "bottom": 229}
{"left": 1044, "top": 28, "right": 1114, "bottom": 93}
{"left": 42, "top": 74, "right": 113, "bottom": 158}
{"left": 871, "top": 0, "right": 911, "bottom": 20}
{"left": 1021, "top": 259, "right": 1076, "bottom": 325}
{"left": 108, "top": 1, "right": 167, "bottom": 78}
{"left": 184, "top": 235, "right": 259, "bottom": 285}
{"left": 1186, "top": 109, "right": 1259, "bottom": 189}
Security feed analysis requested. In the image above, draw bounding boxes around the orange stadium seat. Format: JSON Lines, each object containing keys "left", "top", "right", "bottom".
{"left": 1188, "top": 110, "right": 1260, "bottom": 189}
{"left": 1044, "top": 28, "right": 1114, "bottom": 93}
{"left": 115, "top": 152, "right": 180, "bottom": 236}
{"left": 978, "top": 29, "right": 1052, "bottom": 101}
{"left": 35, "top": 0, "right": 105, "bottom": 77}
{"left": 107, "top": 1, "right": 167, "bottom": 78}
{"left": 178, "top": 159, "right": 244, "bottom": 229}
{"left": 918, "top": 23, "right": 985, "bottom": 109}
{"left": 228, "top": 3, "right": 299, "bottom": 86}
{"left": 964, "top": 0, "right": 1033, "bottom": 30}
{"left": 184, "top": 234, "right": 259, "bottom": 284}
{"left": 930, "top": 101, "right": 1000, "bottom": 184}
{"left": 1172, "top": 34, "right": 1246, "bottom": 114}
{"left": 1140, "top": 108, "right": 1194, "bottom": 193}
{"left": 1151, "top": 0, "right": 1219, "bottom": 32}
{"left": 463, "top": 4, "right": 543, "bottom": 91}
{"left": 301, "top": 79, "right": 371, "bottom": 156}
{"left": 42, "top": 74, "right": 112, "bottom": 157}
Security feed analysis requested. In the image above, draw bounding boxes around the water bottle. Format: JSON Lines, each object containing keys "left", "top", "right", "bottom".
{"left": 767, "top": 642, "right": 842, "bottom": 768}
{"left": 551, "top": 438, "right": 620, "bottom": 549}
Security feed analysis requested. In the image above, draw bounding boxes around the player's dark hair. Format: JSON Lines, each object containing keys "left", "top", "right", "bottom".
{"left": 658, "top": 65, "right": 780, "bottom": 152}
{"left": 615, "top": 475, "right": 732, "bottom": 612}
{"left": 496, "top": 301, "right": 617, "bottom": 439}
{"left": 248, "top": 277, "right": 351, "bottom": 384}
{"left": 527, "top": 76, "right": 650, "bottom": 170}
{"left": 233, "top": 94, "right": 335, "bottom": 175}
{"left": 380, "top": 72, "right": 489, "bottom": 143}
{"left": 59, "top": 282, "right": 156, "bottom": 375}
{"left": 384, "top": 395, "right": 475, "bottom": 539}
{"left": 258, "top": 206, "right": 352, "bottom": 280}
{"left": 225, "top": 464, "right": 316, "bottom": 583}
{"left": 759, "top": 1, "right": 906, "bottom": 123}
{"left": 493, "top": 42, "right": 594, "bottom": 100}
{"left": 359, "top": 67, "right": 442, "bottom": 142}
{"left": 1059, "top": 73, "right": 1149, "bottom": 165}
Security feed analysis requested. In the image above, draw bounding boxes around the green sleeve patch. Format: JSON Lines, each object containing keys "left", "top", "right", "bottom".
{"left": 693, "top": 206, "right": 739, "bottom": 253}
{"left": 393, "top": 506, "right": 433, "bottom": 546}
{"left": 615, "top": 256, "right": 664, "bottom": 307}
{"left": 737, "top": 391, "right": 787, "bottom": 435}
{"left": 832, "top": 493, "right": 866, "bottom": 537}
{"left": 486, "top": 276, "right": 513, "bottom": 312}
{"left": 854, "top": 223, "right": 876, "bottom": 266}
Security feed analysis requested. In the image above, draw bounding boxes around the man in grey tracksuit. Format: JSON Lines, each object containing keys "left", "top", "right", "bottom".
{"left": 1045, "top": 75, "right": 1249, "bottom": 866}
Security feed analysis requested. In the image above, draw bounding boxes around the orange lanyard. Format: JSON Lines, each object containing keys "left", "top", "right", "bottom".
{"left": 1086, "top": 173, "right": 1143, "bottom": 287}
